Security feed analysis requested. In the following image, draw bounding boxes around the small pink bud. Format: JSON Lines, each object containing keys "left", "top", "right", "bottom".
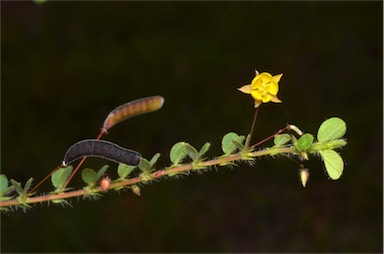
{"left": 100, "top": 176, "right": 111, "bottom": 192}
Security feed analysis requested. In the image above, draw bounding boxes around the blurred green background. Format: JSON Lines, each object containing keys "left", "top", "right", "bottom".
{"left": 1, "top": 1, "right": 382, "bottom": 252}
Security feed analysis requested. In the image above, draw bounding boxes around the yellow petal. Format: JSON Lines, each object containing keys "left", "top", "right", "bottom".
{"left": 251, "top": 75, "right": 262, "bottom": 88}
{"left": 254, "top": 99, "right": 262, "bottom": 108}
{"left": 258, "top": 72, "right": 273, "bottom": 80}
{"left": 270, "top": 96, "right": 282, "bottom": 103}
{"left": 268, "top": 82, "right": 279, "bottom": 95}
{"left": 238, "top": 84, "right": 252, "bottom": 94}
{"left": 272, "top": 73, "right": 283, "bottom": 83}
{"left": 262, "top": 94, "right": 273, "bottom": 102}
{"left": 251, "top": 90, "right": 263, "bottom": 101}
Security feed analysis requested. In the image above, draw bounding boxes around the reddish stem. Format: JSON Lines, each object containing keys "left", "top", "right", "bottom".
{"left": 29, "top": 164, "right": 62, "bottom": 194}
{"left": 250, "top": 125, "right": 290, "bottom": 149}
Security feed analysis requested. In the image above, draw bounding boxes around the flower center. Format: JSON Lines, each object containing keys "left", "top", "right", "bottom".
{"left": 259, "top": 79, "right": 271, "bottom": 97}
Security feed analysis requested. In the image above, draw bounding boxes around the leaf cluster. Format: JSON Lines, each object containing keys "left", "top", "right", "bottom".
{"left": 273, "top": 117, "right": 347, "bottom": 179}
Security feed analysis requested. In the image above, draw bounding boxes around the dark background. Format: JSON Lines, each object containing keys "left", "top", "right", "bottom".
{"left": 1, "top": 1, "right": 382, "bottom": 253}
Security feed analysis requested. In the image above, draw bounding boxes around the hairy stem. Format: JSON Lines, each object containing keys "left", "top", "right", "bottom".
{"left": 0, "top": 146, "right": 292, "bottom": 208}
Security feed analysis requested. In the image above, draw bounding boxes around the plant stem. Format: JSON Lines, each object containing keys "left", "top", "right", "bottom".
{"left": 245, "top": 107, "right": 259, "bottom": 148}
{"left": 29, "top": 129, "right": 107, "bottom": 194}
{"left": 250, "top": 125, "right": 291, "bottom": 149}
{"left": 0, "top": 146, "right": 292, "bottom": 208}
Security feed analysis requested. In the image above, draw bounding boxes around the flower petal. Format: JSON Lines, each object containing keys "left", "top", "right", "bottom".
{"left": 251, "top": 75, "right": 262, "bottom": 88}
{"left": 259, "top": 72, "right": 273, "bottom": 80}
{"left": 238, "top": 84, "right": 252, "bottom": 94}
{"left": 262, "top": 94, "right": 273, "bottom": 103}
{"left": 251, "top": 90, "right": 263, "bottom": 101}
{"left": 268, "top": 82, "right": 279, "bottom": 95}
{"left": 254, "top": 99, "right": 262, "bottom": 108}
{"left": 270, "top": 96, "right": 282, "bottom": 103}
{"left": 272, "top": 73, "right": 283, "bottom": 83}
{"left": 260, "top": 72, "right": 272, "bottom": 79}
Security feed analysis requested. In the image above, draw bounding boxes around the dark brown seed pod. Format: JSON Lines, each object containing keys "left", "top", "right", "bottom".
{"left": 63, "top": 139, "right": 141, "bottom": 166}
{"left": 102, "top": 96, "right": 164, "bottom": 131}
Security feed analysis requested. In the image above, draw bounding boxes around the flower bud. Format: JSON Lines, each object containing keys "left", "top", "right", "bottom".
{"left": 300, "top": 151, "right": 309, "bottom": 160}
{"left": 132, "top": 185, "right": 141, "bottom": 196}
{"left": 100, "top": 175, "right": 111, "bottom": 192}
{"left": 299, "top": 168, "right": 309, "bottom": 187}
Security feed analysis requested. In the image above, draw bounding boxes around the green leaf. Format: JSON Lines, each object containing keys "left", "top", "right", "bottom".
{"left": 232, "top": 139, "right": 245, "bottom": 150}
{"left": 0, "top": 175, "right": 14, "bottom": 197}
{"left": 0, "top": 175, "right": 8, "bottom": 193}
{"left": 317, "top": 117, "right": 347, "bottom": 141}
{"left": 97, "top": 165, "right": 109, "bottom": 179}
{"left": 81, "top": 168, "right": 98, "bottom": 185}
{"left": 23, "top": 178, "right": 34, "bottom": 193}
{"left": 221, "top": 132, "right": 240, "bottom": 154}
{"left": 319, "top": 149, "right": 344, "bottom": 180}
{"left": 199, "top": 142, "right": 211, "bottom": 157}
{"left": 51, "top": 166, "right": 73, "bottom": 189}
{"left": 0, "top": 195, "right": 15, "bottom": 202}
{"left": 185, "top": 144, "right": 199, "bottom": 161}
{"left": 10, "top": 180, "right": 24, "bottom": 195}
{"left": 222, "top": 132, "right": 238, "bottom": 154}
{"left": 138, "top": 158, "right": 152, "bottom": 172}
{"left": 295, "top": 133, "right": 314, "bottom": 151}
{"left": 117, "top": 163, "right": 136, "bottom": 179}
{"left": 237, "top": 135, "right": 246, "bottom": 142}
{"left": 149, "top": 153, "right": 161, "bottom": 167}
{"left": 170, "top": 142, "right": 188, "bottom": 164}
{"left": 222, "top": 132, "right": 245, "bottom": 154}
{"left": 274, "top": 134, "right": 291, "bottom": 146}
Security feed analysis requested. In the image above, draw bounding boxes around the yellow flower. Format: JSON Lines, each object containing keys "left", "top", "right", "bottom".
{"left": 238, "top": 70, "right": 283, "bottom": 108}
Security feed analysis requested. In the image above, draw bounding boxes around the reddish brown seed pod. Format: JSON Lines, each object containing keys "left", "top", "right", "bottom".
{"left": 102, "top": 96, "right": 164, "bottom": 131}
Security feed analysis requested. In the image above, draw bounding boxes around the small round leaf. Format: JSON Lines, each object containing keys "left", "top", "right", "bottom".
{"left": 0, "top": 174, "right": 9, "bottom": 193}
{"left": 138, "top": 158, "right": 151, "bottom": 172}
{"left": 274, "top": 134, "right": 291, "bottom": 146}
{"left": 185, "top": 144, "right": 199, "bottom": 161}
{"left": 81, "top": 168, "right": 98, "bottom": 185}
{"left": 295, "top": 133, "right": 314, "bottom": 151}
{"left": 222, "top": 132, "right": 238, "bottom": 154}
{"left": 51, "top": 166, "right": 73, "bottom": 189}
{"left": 170, "top": 142, "right": 188, "bottom": 164}
{"left": 319, "top": 149, "right": 344, "bottom": 180}
{"left": 222, "top": 132, "right": 243, "bottom": 154}
{"left": 117, "top": 163, "right": 136, "bottom": 179}
{"left": 317, "top": 117, "right": 347, "bottom": 141}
